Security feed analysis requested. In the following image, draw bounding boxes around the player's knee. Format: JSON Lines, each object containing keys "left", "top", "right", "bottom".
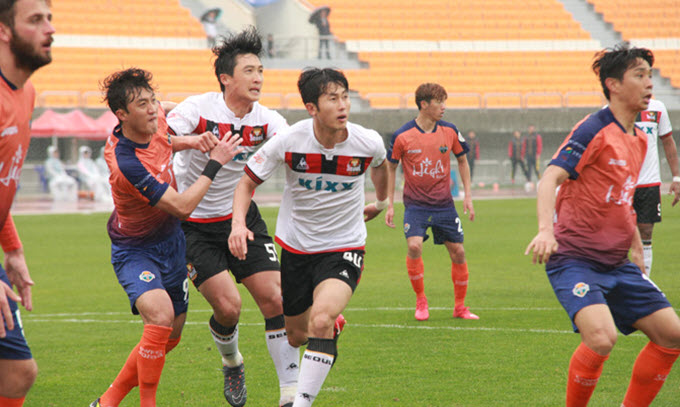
{"left": 211, "top": 295, "right": 242, "bottom": 323}
{"left": 0, "top": 359, "right": 37, "bottom": 398}
{"left": 407, "top": 243, "right": 422, "bottom": 258}
{"left": 584, "top": 329, "right": 617, "bottom": 355}
{"left": 308, "top": 312, "right": 334, "bottom": 338}
{"left": 448, "top": 246, "right": 465, "bottom": 262}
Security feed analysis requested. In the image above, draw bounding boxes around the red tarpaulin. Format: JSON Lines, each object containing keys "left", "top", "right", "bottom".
{"left": 31, "top": 109, "right": 111, "bottom": 140}
{"left": 94, "top": 110, "right": 119, "bottom": 138}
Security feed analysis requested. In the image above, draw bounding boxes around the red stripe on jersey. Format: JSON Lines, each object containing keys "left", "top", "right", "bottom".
{"left": 336, "top": 155, "right": 373, "bottom": 176}
{"left": 285, "top": 152, "right": 372, "bottom": 176}
{"left": 276, "top": 236, "right": 365, "bottom": 255}
{"left": 241, "top": 124, "right": 268, "bottom": 147}
{"left": 245, "top": 165, "right": 265, "bottom": 184}
{"left": 187, "top": 214, "right": 233, "bottom": 223}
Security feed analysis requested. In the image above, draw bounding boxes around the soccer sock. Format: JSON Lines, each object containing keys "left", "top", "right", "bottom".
{"left": 642, "top": 240, "right": 652, "bottom": 276}
{"left": 566, "top": 343, "right": 609, "bottom": 407}
{"left": 264, "top": 315, "right": 299, "bottom": 404}
{"left": 209, "top": 315, "right": 243, "bottom": 367}
{"left": 137, "top": 324, "right": 172, "bottom": 407}
{"left": 100, "top": 343, "right": 141, "bottom": 406}
{"left": 294, "top": 338, "right": 336, "bottom": 407}
{"left": 406, "top": 256, "right": 425, "bottom": 298}
{"left": 621, "top": 341, "right": 680, "bottom": 407}
{"left": 451, "top": 263, "right": 469, "bottom": 308}
{"left": 100, "top": 335, "right": 181, "bottom": 406}
{"left": 0, "top": 396, "right": 25, "bottom": 406}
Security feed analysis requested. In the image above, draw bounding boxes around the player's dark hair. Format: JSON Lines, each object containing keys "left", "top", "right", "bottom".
{"left": 592, "top": 42, "right": 654, "bottom": 100}
{"left": 0, "top": 0, "right": 19, "bottom": 28}
{"left": 297, "top": 67, "right": 349, "bottom": 106}
{"left": 213, "top": 26, "right": 263, "bottom": 92}
{"left": 415, "top": 83, "right": 448, "bottom": 110}
{"left": 101, "top": 68, "right": 156, "bottom": 113}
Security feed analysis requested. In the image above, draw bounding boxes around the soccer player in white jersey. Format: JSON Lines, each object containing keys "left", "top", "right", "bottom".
{"left": 632, "top": 98, "right": 679, "bottom": 276}
{"left": 229, "top": 68, "right": 389, "bottom": 407}
{"left": 166, "top": 27, "right": 298, "bottom": 407}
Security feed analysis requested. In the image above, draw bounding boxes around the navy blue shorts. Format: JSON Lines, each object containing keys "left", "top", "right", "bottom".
{"left": 0, "top": 265, "right": 32, "bottom": 360}
{"left": 111, "top": 227, "right": 189, "bottom": 316}
{"left": 403, "top": 206, "right": 464, "bottom": 244}
{"left": 547, "top": 259, "right": 671, "bottom": 335}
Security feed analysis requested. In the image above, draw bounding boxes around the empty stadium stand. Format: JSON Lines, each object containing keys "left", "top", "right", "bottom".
{"left": 29, "top": 0, "right": 678, "bottom": 110}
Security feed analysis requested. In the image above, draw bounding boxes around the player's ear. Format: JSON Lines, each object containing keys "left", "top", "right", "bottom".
{"left": 114, "top": 108, "right": 128, "bottom": 123}
{"left": 219, "top": 73, "right": 231, "bottom": 89}
{"left": 604, "top": 77, "right": 620, "bottom": 97}
{"left": 0, "top": 21, "right": 11, "bottom": 42}
{"left": 304, "top": 102, "right": 318, "bottom": 117}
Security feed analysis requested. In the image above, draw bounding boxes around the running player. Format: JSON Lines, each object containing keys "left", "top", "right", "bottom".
{"left": 632, "top": 98, "right": 679, "bottom": 276}
{"left": 385, "top": 83, "right": 478, "bottom": 322}
{"left": 166, "top": 27, "right": 298, "bottom": 407}
{"left": 228, "top": 67, "right": 389, "bottom": 407}
{"left": 0, "top": 0, "right": 54, "bottom": 405}
{"left": 89, "top": 68, "right": 242, "bottom": 407}
{"left": 526, "top": 43, "right": 680, "bottom": 406}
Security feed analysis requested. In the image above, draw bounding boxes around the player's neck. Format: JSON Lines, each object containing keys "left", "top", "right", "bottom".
{"left": 313, "top": 121, "right": 348, "bottom": 149}
{"left": 608, "top": 99, "right": 639, "bottom": 135}
{"left": 121, "top": 125, "right": 153, "bottom": 145}
{"left": 0, "top": 52, "right": 32, "bottom": 89}
{"left": 224, "top": 93, "right": 254, "bottom": 119}
{"left": 415, "top": 115, "right": 436, "bottom": 133}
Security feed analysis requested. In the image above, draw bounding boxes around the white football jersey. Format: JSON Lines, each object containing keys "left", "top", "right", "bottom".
{"left": 167, "top": 92, "right": 288, "bottom": 219}
{"left": 245, "top": 119, "right": 387, "bottom": 253}
{"left": 636, "top": 99, "right": 673, "bottom": 186}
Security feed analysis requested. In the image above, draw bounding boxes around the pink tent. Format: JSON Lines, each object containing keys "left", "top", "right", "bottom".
{"left": 31, "top": 109, "right": 109, "bottom": 140}
{"left": 94, "top": 110, "right": 119, "bottom": 138}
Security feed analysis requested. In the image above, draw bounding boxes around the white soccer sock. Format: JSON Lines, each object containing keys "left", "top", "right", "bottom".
{"left": 209, "top": 316, "right": 243, "bottom": 367}
{"left": 293, "top": 338, "right": 335, "bottom": 407}
{"left": 265, "top": 315, "right": 300, "bottom": 404}
{"left": 643, "top": 241, "right": 653, "bottom": 276}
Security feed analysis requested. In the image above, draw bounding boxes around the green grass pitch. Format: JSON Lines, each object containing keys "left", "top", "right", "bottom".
{"left": 13, "top": 195, "right": 680, "bottom": 406}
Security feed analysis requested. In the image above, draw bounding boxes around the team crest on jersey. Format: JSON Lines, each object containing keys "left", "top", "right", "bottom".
{"left": 457, "top": 131, "right": 465, "bottom": 143}
{"left": 346, "top": 158, "right": 362, "bottom": 175}
{"left": 139, "top": 271, "right": 155, "bottom": 283}
{"left": 186, "top": 263, "right": 197, "bottom": 281}
{"left": 250, "top": 126, "right": 265, "bottom": 144}
{"left": 439, "top": 145, "right": 448, "bottom": 154}
{"left": 572, "top": 282, "right": 590, "bottom": 298}
{"left": 404, "top": 223, "right": 411, "bottom": 233}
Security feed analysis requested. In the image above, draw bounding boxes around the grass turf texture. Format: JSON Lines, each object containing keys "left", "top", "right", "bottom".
{"left": 13, "top": 195, "right": 680, "bottom": 406}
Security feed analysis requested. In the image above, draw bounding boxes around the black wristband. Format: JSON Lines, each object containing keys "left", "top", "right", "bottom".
{"left": 201, "top": 159, "right": 222, "bottom": 181}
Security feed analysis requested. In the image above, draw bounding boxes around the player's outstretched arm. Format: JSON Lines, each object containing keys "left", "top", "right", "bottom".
{"left": 171, "top": 131, "right": 220, "bottom": 153}
{"left": 228, "top": 175, "right": 258, "bottom": 260}
{"left": 160, "top": 101, "right": 178, "bottom": 113}
{"left": 4, "top": 248, "right": 33, "bottom": 312}
{"left": 525, "top": 165, "right": 568, "bottom": 264}
{"left": 456, "top": 154, "right": 475, "bottom": 221}
{"left": 155, "top": 132, "right": 243, "bottom": 219}
{"left": 365, "top": 161, "right": 389, "bottom": 222}
{"left": 384, "top": 161, "right": 399, "bottom": 228}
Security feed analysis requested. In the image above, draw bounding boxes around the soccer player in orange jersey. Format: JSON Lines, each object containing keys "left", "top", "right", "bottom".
{"left": 385, "top": 83, "right": 478, "bottom": 321}
{"left": 0, "top": 1, "right": 54, "bottom": 405}
{"left": 89, "top": 68, "right": 242, "bottom": 407}
{"left": 526, "top": 43, "right": 680, "bottom": 406}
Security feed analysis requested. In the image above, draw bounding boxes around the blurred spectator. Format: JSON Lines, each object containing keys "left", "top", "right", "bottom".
{"left": 508, "top": 130, "right": 528, "bottom": 184}
{"left": 95, "top": 145, "right": 109, "bottom": 177}
{"left": 201, "top": 8, "right": 220, "bottom": 48}
{"left": 266, "top": 33, "right": 275, "bottom": 58}
{"left": 44, "top": 146, "right": 78, "bottom": 202}
{"left": 466, "top": 130, "right": 479, "bottom": 181}
{"left": 310, "top": 7, "right": 331, "bottom": 59}
{"left": 523, "top": 124, "right": 543, "bottom": 181}
{"left": 77, "top": 146, "right": 111, "bottom": 202}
